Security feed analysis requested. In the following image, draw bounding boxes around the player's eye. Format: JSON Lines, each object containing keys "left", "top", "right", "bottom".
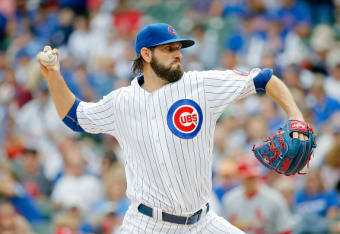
{"left": 165, "top": 46, "right": 173, "bottom": 52}
{"left": 163, "top": 44, "right": 182, "bottom": 52}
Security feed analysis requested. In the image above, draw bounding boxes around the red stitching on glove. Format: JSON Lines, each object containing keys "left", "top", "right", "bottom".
{"left": 252, "top": 145, "right": 270, "bottom": 168}
{"left": 263, "top": 133, "right": 286, "bottom": 164}
{"left": 280, "top": 158, "right": 291, "bottom": 171}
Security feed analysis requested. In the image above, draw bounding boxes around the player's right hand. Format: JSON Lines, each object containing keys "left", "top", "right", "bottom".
{"left": 36, "top": 45, "right": 61, "bottom": 80}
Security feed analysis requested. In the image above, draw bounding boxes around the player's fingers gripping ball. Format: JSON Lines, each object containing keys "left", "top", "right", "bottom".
{"left": 39, "top": 49, "right": 58, "bottom": 67}
{"left": 252, "top": 120, "right": 316, "bottom": 176}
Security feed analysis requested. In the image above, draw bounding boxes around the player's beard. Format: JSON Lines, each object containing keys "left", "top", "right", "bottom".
{"left": 150, "top": 56, "right": 184, "bottom": 83}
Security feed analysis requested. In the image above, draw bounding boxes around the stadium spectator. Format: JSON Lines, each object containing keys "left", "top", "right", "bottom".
{"left": 308, "top": 74, "right": 340, "bottom": 128}
{"left": 58, "top": 0, "right": 87, "bottom": 15}
{"left": 17, "top": 148, "right": 52, "bottom": 199}
{"left": 259, "top": 97, "right": 284, "bottom": 134}
{"left": 320, "top": 116, "right": 340, "bottom": 191}
{"left": 272, "top": 178, "right": 295, "bottom": 210}
{"left": 221, "top": 0, "right": 246, "bottom": 18}
{"left": 214, "top": 109, "right": 247, "bottom": 156}
{"left": 244, "top": 115, "right": 269, "bottom": 153}
{"left": 186, "top": 24, "right": 219, "bottom": 69}
{"left": 51, "top": 145, "right": 102, "bottom": 215}
{"left": 273, "top": 0, "right": 310, "bottom": 32}
{"left": 0, "top": 12, "right": 8, "bottom": 51}
{"left": 31, "top": 3, "right": 59, "bottom": 43}
{"left": 68, "top": 15, "right": 95, "bottom": 63}
{"left": 0, "top": 200, "right": 33, "bottom": 234}
{"left": 112, "top": 0, "right": 143, "bottom": 37}
{"left": 2, "top": 67, "right": 32, "bottom": 108}
{"left": 50, "top": 8, "right": 75, "bottom": 48}
{"left": 72, "top": 64, "right": 97, "bottom": 101}
{"left": 100, "top": 150, "right": 118, "bottom": 178}
{"left": 53, "top": 202, "right": 93, "bottom": 234}
{"left": 309, "top": 25, "right": 336, "bottom": 74}
{"left": 310, "top": 112, "right": 340, "bottom": 168}
{"left": 91, "top": 164, "right": 129, "bottom": 233}
{"left": 261, "top": 51, "right": 282, "bottom": 77}
{"left": 213, "top": 157, "right": 239, "bottom": 203}
{"left": 293, "top": 167, "right": 339, "bottom": 233}
{"left": 222, "top": 156, "right": 293, "bottom": 234}
{"left": 325, "top": 48, "right": 340, "bottom": 102}
{"left": 301, "top": 0, "right": 334, "bottom": 26}
{"left": 15, "top": 82, "right": 70, "bottom": 179}
{"left": 219, "top": 49, "right": 239, "bottom": 70}
{"left": 0, "top": 159, "right": 45, "bottom": 225}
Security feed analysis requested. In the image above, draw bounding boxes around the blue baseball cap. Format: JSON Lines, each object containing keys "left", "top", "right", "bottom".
{"left": 135, "top": 23, "right": 195, "bottom": 54}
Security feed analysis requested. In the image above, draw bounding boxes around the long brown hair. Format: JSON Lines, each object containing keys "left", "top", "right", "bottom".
{"left": 132, "top": 47, "right": 155, "bottom": 76}
{"left": 132, "top": 54, "right": 143, "bottom": 76}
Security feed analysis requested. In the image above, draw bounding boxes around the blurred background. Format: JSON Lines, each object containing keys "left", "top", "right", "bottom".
{"left": 0, "top": 0, "right": 340, "bottom": 233}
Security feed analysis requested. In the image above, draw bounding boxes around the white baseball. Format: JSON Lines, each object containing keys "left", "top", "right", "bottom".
{"left": 39, "top": 50, "right": 57, "bottom": 67}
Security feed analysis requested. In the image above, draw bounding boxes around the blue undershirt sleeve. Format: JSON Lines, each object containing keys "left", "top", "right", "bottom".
{"left": 253, "top": 68, "right": 273, "bottom": 94}
{"left": 62, "top": 98, "right": 84, "bottom": 132}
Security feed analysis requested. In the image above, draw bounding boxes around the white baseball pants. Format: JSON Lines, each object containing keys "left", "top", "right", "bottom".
{"left": 118, "top": 203, "right": 245, "bottom": 234}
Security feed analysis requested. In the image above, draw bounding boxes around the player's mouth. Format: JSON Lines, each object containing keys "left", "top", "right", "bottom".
{"left": 171, "top": 60, "right": 182, "bottom": 67}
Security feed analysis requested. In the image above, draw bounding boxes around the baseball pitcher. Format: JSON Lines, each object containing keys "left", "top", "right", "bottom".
{"left": 37, "top": 23, "right": 314, "bottom": 233}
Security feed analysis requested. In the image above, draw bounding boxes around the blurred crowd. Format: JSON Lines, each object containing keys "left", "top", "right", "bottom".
{"left": 0, "top": 0, "right": 340, "bottom": 233}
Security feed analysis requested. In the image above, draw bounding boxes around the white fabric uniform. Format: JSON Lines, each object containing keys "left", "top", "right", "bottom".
{"left": 76, "top": 69, "right": 260, "bottom": 233}
{"left": 119, "top": 202, "right": 244, "bottom": 233}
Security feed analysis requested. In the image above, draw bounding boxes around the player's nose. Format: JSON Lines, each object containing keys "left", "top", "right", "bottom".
{"left": 174, "top": 50, "right": 182, "bottom": 60}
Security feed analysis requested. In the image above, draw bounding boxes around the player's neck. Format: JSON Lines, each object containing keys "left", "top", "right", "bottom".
{"left": 142, "top": 68, "right": 169, "bottom": 92}
{"left": 244, "top": 183, "right": 259, "bottom": 198}
{"left": 244, "top": 187, "right": 258, "bottom": 199}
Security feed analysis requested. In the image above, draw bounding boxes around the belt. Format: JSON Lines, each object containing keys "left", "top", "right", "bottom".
{"left": 138, "top": 203, "right": 209, "bottom": 225}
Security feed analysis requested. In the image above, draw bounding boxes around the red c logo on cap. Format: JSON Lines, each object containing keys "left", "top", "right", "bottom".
{"left": 168, "top": 26, "right": 177, "bottom": 35}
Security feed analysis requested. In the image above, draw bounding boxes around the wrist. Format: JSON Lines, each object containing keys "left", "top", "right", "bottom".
{"left": 46, "top": 71, "right": 62, "bottom": 82}
{"left": 287, "top": 111, "right": 304, "bottom": 122}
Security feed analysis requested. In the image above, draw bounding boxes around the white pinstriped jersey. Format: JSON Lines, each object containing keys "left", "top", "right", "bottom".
{"left": 76, "top": 68, "right": 260, "bottom": 216}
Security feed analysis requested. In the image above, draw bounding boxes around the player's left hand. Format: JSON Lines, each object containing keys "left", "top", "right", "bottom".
{"left": 291, "top": 123, "right": 308, "bottom": 141}
{"left": 252, "top": 119, "right": 316, "bottom": 175}
{"left": 288, "top": 114, "right": 308, "bottom": 141}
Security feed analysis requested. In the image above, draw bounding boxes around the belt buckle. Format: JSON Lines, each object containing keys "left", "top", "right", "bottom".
{"left": 185, "top": 216, "right": 189, "bottom": 225}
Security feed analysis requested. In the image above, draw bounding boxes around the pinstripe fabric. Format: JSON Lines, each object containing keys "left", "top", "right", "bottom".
{"left": 119, "top": 203, "right": 245, "bottom": 233}
{"left": 77, "top": 69, "right": 259, "bottom": 231}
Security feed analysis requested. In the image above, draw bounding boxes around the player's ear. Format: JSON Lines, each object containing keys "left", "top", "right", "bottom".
{"left": 140, "top": 47, "right": 152, "bottom": 63}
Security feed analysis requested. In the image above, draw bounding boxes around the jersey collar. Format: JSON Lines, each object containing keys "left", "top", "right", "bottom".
{"left": 137, "top": 75, "right": 145, "bottom": 86}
